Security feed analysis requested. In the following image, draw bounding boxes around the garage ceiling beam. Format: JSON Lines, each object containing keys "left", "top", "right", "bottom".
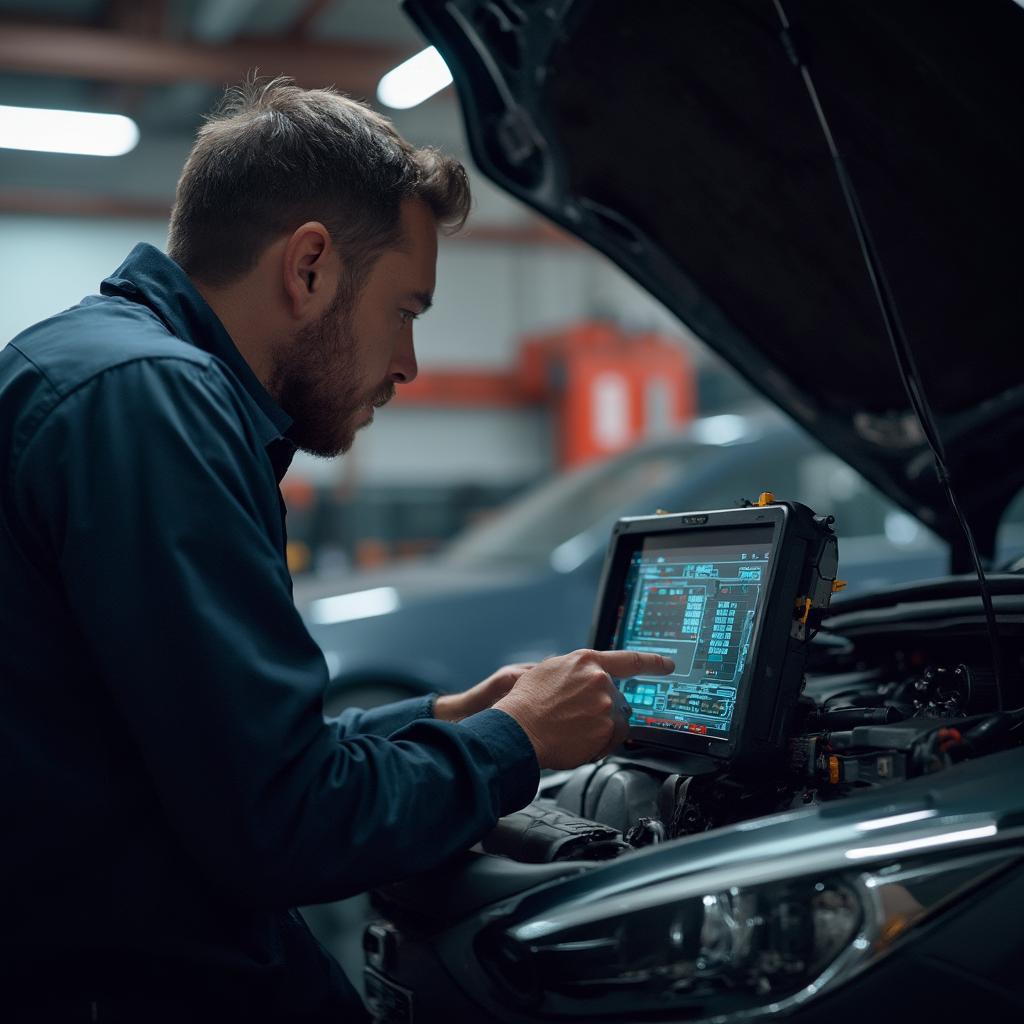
{"left": 0, "top": 20, "right": 406, "bottom": 97}
{"left": 0, "top": 190, "right": 173, "bottom": 220}
{"left": 0, "top": 189, "right": 577, "bottom": 246}
{"left": 288, "top": 0, "right": 336, "bottom": 40}
{"left": 97, "top": 0, "right": 169, "bottom": 118}
{"left": 191, "top": 0, "right": 266, "bottom": 44}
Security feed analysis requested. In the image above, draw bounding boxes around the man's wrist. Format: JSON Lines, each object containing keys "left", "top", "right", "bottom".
{"left": 492, "top": 696, "right": 546, "bottom": 769}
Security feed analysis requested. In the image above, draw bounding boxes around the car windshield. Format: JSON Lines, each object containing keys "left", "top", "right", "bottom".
{"left": 441, "top": 443, "right": 718, "bottom": 567}
{"left": 439, "top": 417, "right": 955, "bottom": 589}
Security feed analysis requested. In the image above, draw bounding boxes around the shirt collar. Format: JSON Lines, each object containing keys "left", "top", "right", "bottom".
{"left": 101, "top": 243, "right": 294, "bottom": 454}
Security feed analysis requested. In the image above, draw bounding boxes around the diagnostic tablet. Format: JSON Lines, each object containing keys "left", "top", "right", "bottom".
{"left": 590, "top": 499, "right": 839, "bottom": 767}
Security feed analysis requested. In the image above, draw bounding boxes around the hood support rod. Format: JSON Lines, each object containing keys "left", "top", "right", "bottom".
{"left": 772, "top": 0, "right": 1004, "bottom": 708}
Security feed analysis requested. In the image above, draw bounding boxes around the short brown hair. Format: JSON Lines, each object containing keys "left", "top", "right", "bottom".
{"left": 167, "top": 76, "right": 471, "bottom": 286}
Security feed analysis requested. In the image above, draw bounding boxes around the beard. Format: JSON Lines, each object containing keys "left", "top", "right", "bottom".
{"left": 269, "top": 284, "right": 394, "bottom": 458}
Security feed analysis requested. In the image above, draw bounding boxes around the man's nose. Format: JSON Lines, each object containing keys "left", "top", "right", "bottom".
{"left": 390, "top": 329, "right": 418, "bottom": 385}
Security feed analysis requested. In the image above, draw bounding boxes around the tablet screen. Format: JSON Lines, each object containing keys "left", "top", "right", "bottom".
{"left": 609, "top": 526, "right": 773, "bottom": 742}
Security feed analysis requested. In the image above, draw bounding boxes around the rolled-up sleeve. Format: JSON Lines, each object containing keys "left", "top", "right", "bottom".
{"left": 14, "top": 357, "right": 539, "bottom": 908}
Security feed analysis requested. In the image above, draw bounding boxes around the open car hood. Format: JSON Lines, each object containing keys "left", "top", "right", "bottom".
{"left": 403, "top": 0, "right": 1024, "bottom": 564}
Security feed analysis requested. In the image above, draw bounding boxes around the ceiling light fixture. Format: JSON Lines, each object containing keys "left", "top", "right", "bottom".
{"left": 0, "top": 104, "right": 140, "bottom": 157}
{"left": 377, "top": 46, "right": 453, "bottom": 110}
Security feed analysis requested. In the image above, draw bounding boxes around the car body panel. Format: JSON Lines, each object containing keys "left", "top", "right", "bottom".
{"left": 297, "top": 418, "right": 958, "bottom": 699}
{"left": 373, "top": 747, "right": 1024, "bottom": 1021}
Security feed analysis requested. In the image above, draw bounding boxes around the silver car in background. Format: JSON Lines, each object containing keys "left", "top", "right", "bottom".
{"left": 294, "top": 410, "right": 988, "bottom": 713}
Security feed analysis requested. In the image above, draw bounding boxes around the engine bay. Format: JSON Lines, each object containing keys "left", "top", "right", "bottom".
{"left": 481, "top": 499, "right": 1024, "bottom": 865}
{"left": 483, "top": 629, "right": 1024, "bottom": 864}
{"left": 366, "top": 502, "right": 1024, "bottom": 1022}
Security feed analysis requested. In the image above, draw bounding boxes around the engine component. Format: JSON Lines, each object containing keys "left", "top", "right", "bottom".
{"left": 911, "top": 663, "right": 1001, "bottom": 717}
{"left": 482, "top": 802, "right": 629, "bottom": 863}
{"left": 815, "top": 705, "right": 904, "bottom": 729}
{"left": 553, "top": 759, "right": 660, "bottom": 832}
{"left": 822, "top": 749, "right": 909, "bottom": 786}
{"left": 623, "top": 817, "right": 666, "bottom": 848}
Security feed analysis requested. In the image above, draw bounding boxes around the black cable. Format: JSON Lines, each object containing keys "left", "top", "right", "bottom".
{"left": 823, "top": 688, "right": 873, "bottom": 706}
{"left": 772, "top": 0, "right": 1004, "bottom": 711}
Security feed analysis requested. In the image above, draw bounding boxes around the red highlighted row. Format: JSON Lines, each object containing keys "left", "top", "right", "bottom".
{"left": 638, "top": 716, "right": 708, "bottom": 735}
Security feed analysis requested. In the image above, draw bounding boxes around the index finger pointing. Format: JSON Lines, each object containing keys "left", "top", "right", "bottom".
{"left": 595, "top": 649, "right": 675, "bottom": 678}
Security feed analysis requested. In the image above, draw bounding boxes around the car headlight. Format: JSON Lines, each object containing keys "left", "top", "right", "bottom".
{"left": 479, "top": 841, "right": 1011, "bottom": 1020}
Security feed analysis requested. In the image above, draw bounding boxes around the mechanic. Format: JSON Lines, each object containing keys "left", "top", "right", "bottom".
{"left": 0, "top": 78, "right": 673, "bottom": 1021}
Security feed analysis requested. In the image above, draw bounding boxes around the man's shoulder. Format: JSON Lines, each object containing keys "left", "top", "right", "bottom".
{"left": 0, "top": 296, "right": 249, "bottom": 479}
{"left": 2, "top": 293, "right": 214, "bottom": 399}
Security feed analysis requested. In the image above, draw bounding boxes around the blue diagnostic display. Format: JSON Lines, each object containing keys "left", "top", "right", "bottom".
{"left": 611, "top": 530, "right": 773, "bottom": 742}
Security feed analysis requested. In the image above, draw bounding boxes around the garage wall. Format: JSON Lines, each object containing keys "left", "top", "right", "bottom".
{"left": 0, "top": 215, "right": 170, "bottom": 347}
{"left": 0, "top": 25, "right": 714, "bottom": 522}
{"left": 0, "top": 201, "right": 701, "bottom": 491}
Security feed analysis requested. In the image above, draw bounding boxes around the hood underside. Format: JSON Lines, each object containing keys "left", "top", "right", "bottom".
{"left": 404, "top": 0, "right": 1024, "bottom": 563}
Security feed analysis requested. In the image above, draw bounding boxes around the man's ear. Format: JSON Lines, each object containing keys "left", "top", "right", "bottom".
{"left": 282, "top": 222, "right": 335, "bottom": 318}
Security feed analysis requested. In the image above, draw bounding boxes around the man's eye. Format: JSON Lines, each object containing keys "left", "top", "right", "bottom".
{"left": 399, "top": 309, "right": 419, "bottom": 325}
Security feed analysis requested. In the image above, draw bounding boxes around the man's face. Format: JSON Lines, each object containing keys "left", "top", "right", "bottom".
{"left": 274, "top": 199, "right": 437, "bottom": 457}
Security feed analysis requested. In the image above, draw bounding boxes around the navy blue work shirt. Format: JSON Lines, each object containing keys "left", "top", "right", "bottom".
{"left": 0, "top": 244, "right": 538, "bottom": 1017}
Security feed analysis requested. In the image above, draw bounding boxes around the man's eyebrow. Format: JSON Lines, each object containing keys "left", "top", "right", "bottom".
{"left": 408, "top": 291, "right": 433, "bottom": 313}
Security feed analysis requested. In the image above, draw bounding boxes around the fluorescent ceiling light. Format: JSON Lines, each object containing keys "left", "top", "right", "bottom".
{"left": 309, "top": 587, "right": 400, "bottom": 625}
{"left": 377, "top": 46, "right": 453, "bottom": 110}
{"left": 0, "top": 104, "right": 139, "bottom": 157}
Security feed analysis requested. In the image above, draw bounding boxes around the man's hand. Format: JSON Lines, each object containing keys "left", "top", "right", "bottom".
{"left": 433, "top": 663, "right": 536, "bottom": 722}
{"left": 493, "top": 649, "right": 675, "bottom": 770}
